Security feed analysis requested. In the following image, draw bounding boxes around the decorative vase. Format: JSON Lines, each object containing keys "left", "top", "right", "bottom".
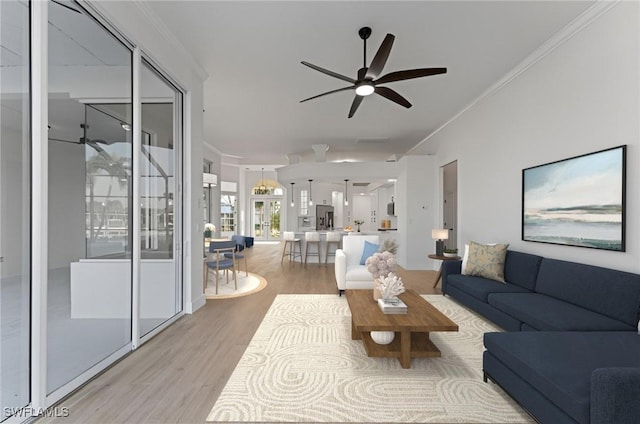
{"left": 373, "top": 279, "right": 382, "bottom": 300}
{"left": 356, "top": 224, "right": 361, "bottom": 232}
{"left": 370, "top": 331, "right": 395, "bottom": 345}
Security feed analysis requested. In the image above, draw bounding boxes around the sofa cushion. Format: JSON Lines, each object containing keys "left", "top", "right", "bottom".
{"left": 464, "top": 241, "right": 509, "bottom": 282}
{"left": 484, "top": 331, "right": 640, "bottom": 424}
{"left": 488, "top": 293, "right": 635, "bottom": 331}
{"left": 535, "top": 258, "right": 640, "bottom": 328}
{"left": 359, "top": 241, "right": 380, "bottom": 265}
{"left": 503, "top": 251, "right": 543, "bottom": 291}
{"left": 345, "top": 265, "right": 374, "bottom": 282}
{"left": 447, "top": 274, "right": 530, "bottom": 302}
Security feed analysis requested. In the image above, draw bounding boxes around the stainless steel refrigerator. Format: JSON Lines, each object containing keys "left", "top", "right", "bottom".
{"left": 315, "top": 205, "right": 334, "bottom": 230}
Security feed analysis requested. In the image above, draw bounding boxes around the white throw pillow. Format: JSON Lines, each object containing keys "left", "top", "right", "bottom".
{"left": 461, "top": 244, "right": 470, "bottom": 274}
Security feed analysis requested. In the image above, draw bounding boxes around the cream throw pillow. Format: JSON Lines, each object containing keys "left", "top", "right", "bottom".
{"left": 464, "top": 241, "right": 509, "bottom": 282}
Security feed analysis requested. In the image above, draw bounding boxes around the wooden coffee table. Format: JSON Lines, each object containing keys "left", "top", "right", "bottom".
{"left": 346, "top": 289, "right": 458, "bottom": 369}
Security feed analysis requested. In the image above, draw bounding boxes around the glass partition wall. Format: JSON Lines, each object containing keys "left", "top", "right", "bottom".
{"left": 139, "top": 60, "right": 182, "bottom": 337}
{"left": 0, "top": 0, "right": 31, "bottom": 419}
{"left": 0, "top": 1, "right": 187, "bottom": 418}
{"left": 46, "top": 1, "right": 134, "bottom": 395}
{"left": 0, "top": 2, "right": 186, "bottom": 419}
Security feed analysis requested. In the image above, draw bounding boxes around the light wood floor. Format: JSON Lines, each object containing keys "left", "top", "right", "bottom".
{"left": 39, "top": 242, "right": 440, "bottom": 424}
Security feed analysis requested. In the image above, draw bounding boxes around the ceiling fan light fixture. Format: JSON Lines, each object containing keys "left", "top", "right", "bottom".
{"left": 301, "top": 27, "right": 447, "bottom": 118}
{"left": 355, "top": 83, "right": 374, "bottom": 96}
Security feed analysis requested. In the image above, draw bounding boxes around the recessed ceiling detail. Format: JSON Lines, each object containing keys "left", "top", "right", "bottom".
{"left": 356, "top": 138, "right": 389, "bottom": 145}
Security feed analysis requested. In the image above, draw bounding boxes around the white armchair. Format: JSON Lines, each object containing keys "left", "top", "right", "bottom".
{"left": 334, "top": 235, "right": 380, "bottom": 296}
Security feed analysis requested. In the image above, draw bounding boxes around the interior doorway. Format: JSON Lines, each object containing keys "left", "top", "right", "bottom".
{"left": 442, "top": 161, "right": 458, "bottom": 250}
{"left": 252, "top": 198, "right": 281, "bottom": 240}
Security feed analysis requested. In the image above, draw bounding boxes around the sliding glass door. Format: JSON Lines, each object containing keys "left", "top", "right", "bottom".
{"left": 46, "top": 0, "right": 133, "bottom": 394}
{"left": 0, "top": 1, "right": 188, "bottom": 417}
{"left": 139, "top": 60, "right": 182, "bottom": 337}
{"left": 0, "top": 0, "right": 31, "bottom": 418}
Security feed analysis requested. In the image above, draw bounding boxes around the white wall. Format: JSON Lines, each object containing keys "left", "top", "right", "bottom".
{"left": 414, "top": 2, "right": 639, "bottom": 273}
{"left": 396, "top": 155, "right": 436, "bottom": 270}
{"left": 351, "top": 194, "right": 372, "bottom": 232}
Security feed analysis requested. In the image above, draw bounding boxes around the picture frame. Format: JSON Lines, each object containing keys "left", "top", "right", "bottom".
{"left": 522, "top": 145, "right": 626, "bottom": 251}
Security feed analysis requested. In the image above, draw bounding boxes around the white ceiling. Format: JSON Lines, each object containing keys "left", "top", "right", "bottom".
{"left": 146, "top": 1, "right": 594, "bottom": 166}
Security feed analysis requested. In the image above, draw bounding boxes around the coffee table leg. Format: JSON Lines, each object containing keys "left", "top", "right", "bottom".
{"left": 351, "top": 318, "right": 361, "bottom": 340}
{"left": 399, "top": 330, "right": 411, "bottom": 369}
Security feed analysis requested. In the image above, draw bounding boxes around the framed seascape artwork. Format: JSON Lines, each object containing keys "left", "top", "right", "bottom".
{"left": 522, "top": 145, "right": 626, "bottom": 251}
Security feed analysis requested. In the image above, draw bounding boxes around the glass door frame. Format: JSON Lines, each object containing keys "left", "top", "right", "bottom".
{"left": 250, "top": 197, "right": 281, "bottom": 240}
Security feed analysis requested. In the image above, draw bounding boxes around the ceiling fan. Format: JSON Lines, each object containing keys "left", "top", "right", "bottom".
{"left": 300, "top": 27, "right": 447, "bottom": 118}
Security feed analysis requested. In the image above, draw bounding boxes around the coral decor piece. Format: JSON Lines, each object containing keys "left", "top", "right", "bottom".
{"left": 374, "top": 272, "right": 406, "bottom": 300}
{"left": 378, "top": 238, "right": 399, "bottom": 255}
{"left": 365, "top": 251, "right": 397, "bottom": 279}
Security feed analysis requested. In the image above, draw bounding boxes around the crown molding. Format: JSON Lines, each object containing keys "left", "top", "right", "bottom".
{"left": 409, "top": 0, "right": 620, "bottom": 153}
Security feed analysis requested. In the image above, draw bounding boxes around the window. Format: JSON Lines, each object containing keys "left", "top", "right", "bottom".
{"left": 221, "top": 194, "right": 236, "bottom": 232}
{"left": 300, "top": 189, "right": 308, "bottom": 216}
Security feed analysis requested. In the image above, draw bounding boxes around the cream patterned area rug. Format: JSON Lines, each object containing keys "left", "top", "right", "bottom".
{"left": 207, "top": 294, "right": 534, "bottom": 423}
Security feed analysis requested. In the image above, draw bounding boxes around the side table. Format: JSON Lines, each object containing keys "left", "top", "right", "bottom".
{"left": 428, "top": 254, "right": 461, "bottom": 288}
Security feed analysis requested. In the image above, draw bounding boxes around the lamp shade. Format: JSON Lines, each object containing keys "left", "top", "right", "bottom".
{"left": 203, "top": 172, "right": 217, "bottom": 186}
{"left": 432, "top": 229, "right": 449, "bottom": 240}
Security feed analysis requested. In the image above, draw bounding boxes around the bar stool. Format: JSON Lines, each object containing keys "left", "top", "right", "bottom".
{"left": 304, "top": 231, "right": 321, "bottom": 266}
{"left": 325, "top": 231, "right": 342, "bottom": 264}
{"left": 281, "top": 231, "right": 302, "bottom": 264}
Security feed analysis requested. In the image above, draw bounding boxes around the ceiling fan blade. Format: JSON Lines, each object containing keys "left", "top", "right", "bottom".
{"left": 375, "top": 68, "right": 447, "bottom": 85}
{"left": 301, "top": 61, "right": 356, "bottom": 84}
{"left": 366, "top": 34, "right": 395, "bottom": 80}
{"left": 300, "top": 86, "right": 354, "bottom": 103}
{"left": 348, "top": 95, "right": 364, "bottom": 119}
{"left": 374, "top": 86, "right": 412, "bottom": 108}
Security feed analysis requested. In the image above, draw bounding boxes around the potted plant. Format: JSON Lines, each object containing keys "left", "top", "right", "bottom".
{"left": 353, "top": 219, "right": 364, "bottom": 232}
{"left": 443, "top": 247, "right": 458, "bottom": 258}
{"left": 204, "top": 223, "right": 215, "bottom": 240}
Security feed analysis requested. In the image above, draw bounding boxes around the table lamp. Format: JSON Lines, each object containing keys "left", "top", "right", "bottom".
{"left": 432, "top": 229, "right": 449, "bottom": 256}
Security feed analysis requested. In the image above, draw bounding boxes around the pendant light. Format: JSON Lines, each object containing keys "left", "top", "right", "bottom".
{"left": 290, "top": 182, "right": 295, "bottom": 207}
{"left": 308, "top": 179, "right": 313, "bottom": 206}
{"left": 257, "top": 167, "right": 267, "bottom": 195}
{"left": 344, "top": 179, "right": 349, "bottom": 206}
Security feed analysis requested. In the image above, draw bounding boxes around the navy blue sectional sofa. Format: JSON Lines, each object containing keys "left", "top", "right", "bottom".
{"left": 441, "top": 251, "right": 640, "bottom": 424}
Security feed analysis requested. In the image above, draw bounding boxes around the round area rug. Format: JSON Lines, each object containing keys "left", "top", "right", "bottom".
{"left": 205, "top": 272, "right": 268, "bottom": 299}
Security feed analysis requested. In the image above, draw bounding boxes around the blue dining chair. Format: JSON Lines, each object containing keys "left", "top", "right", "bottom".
{"left": 205, "top": 240, "right": 237, "bottom": 294}
{"left": 224, "top": 235, "right": 248, "bottom": 276}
